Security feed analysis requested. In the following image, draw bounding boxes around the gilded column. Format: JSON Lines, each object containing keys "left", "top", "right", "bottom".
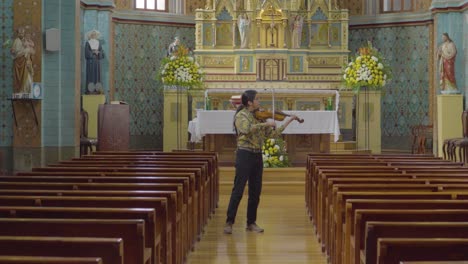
{"left": 232, "top": 20, "right": 237, "bottom": 48}
{"left": 212, "top": 21, "right": 216, "bottom": 48}
{"left": 282, "top": 19, "right": 287, "bottom": 48}
{"left": 256, "top": 20, "right": 261, "bottom": 48}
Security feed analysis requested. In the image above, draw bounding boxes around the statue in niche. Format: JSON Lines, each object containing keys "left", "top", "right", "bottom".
{"left": 11, "top": 27, "right": 35, "bottom": 94}
{"left": 291, "top": 15, "right": 304, "bottom": 49}
{"left": 292, "top": 57, "right": 301, "bottom": 72}
{"left": 242, "top": 56, "right": 250, "bottom": 71}
{"left": 236, "top": 0, "right": 244, "bottom": 11}
{"left": 437, "top": 32, "right": 458, "bottom": 94}
{"left": 167, "top": 36, "right": 180, "bottom": 57}
{"left": 85, "top": 29, "right": 105, "bottom": 94}
{"left": 205, "top": 0, "right": 212, "bottom": 9}
{"left": 237, "top": 14, "right": 251, "bottom": 49}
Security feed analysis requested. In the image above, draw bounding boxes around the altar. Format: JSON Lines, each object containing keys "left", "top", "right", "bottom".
{"left": 163, "top": 0, "right": 353, "bottom": 152}
{"left": 189, "top": 110, "right": 340, "bottom": 165}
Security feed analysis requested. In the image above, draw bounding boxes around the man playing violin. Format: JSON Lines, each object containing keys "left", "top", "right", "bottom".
{"left": 224, "top": 89, "right": 298, "bottom": 234}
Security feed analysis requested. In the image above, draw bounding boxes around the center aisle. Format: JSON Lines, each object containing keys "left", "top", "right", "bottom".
{"left": 186, "top": 194, "right": 328, "bottom": 264}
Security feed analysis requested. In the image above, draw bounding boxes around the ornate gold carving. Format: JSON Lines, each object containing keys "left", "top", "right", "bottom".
{"left": 203, "top": 56, "right": 235, "bottom": 67}
{"left": 287, "top": 75, "right": 342, "bottom": 81}
{"left": 307, "top": 57, "right": 342, "bottom": 67}
{"left": 204, "top": 74, "right": 256, "bottom": 81}
{"left": 331, "top": 13, "right": 341, "bottom": 20}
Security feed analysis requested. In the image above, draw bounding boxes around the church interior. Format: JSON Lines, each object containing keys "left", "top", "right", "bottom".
{"left": 0, "top": 0, "right": 467, "bottom": 263}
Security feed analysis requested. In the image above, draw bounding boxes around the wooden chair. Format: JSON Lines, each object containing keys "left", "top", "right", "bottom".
{"left": 411, "top": 125, "right": 433, "bottom": 154}
{"left": 80, "top": 110, "right": 98, "bottom": 156}
{"left": 443, "top": 110, "right": 468, "bottom": 161}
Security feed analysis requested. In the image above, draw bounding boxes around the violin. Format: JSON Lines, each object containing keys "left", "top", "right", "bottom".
{"left": 254, "top": 109, "right": 304, "bottom": 123}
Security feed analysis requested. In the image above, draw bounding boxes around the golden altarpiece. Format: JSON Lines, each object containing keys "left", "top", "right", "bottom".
{"left": 164, "top": 0, "right": 381, "bottom": 163}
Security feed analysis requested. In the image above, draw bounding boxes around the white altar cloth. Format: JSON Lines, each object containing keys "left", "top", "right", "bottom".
{"left": 189, "top": 110, "right": 340, "bottom": 142}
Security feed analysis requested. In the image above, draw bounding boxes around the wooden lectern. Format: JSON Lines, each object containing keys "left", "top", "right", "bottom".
{"left": 97, "top": 104, "right": 130, "bottom": 151}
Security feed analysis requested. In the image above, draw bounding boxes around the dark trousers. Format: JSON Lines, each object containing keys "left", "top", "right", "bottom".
{"left": 226, "top": 149, "right": 263, "bottom": 225}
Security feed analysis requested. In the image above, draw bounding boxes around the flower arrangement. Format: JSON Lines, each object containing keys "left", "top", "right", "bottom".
{"left": 262, "top": 138, "right": 290, "bottom": 168}
{"left": 342, "top": 41, "right": 392, "bottom": 92}
{"left": 158, "top": 44, "right": 204, "bottom": 89}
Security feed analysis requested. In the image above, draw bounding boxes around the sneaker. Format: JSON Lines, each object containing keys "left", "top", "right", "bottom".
{"left": 224, "top": 222, "right": 233, "bottom": 234}
{"left": 246, "top": 223, "right": 264, "bottom": 233}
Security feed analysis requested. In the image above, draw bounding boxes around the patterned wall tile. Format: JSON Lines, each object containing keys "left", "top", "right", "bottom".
{"left": 350, "top": 25, "right": 430, "bottom": 151}
{"left": 114, "top": 23, "right": 195, "bottom": 149}
{"left": 0, "top": 0, "right": 13, "bottom": 146}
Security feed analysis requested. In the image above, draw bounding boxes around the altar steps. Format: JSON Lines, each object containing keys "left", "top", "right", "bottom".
{"left": 330, "top": 140, "right": 356, "bottom": 153}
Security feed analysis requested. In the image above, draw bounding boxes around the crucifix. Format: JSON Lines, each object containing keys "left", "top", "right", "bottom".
{"left": 269, "top": 6, "right": 276, "bottom": 47}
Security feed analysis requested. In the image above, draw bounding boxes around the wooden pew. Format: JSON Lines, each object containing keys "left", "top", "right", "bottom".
{"left": 0, "top": 174, "right": 196, "bottom": 254}
{"left": 344, "top": 200, "right": 468, "bottom": 264}
{"left": 80, "top": 152, "right": 218, "bottom": 214}
{"left": 29, "top": 166, "right": 206, "bottom": 244}
{"left": 48, "top": 160, "right": 212, "bottom": 235}
{"left": 329, "top": 192, "right": 464, "bottom": 264}
{"left": 378, "top": 238, "right": 468, "bottom": 264}
{"left": 0, "top": 218, "right": 149, "bottom": 264}
{"left": 308, "top": 167, "right": 399, "bottom": 220}
{"left": 0, "top": 196, "right": 169, "bottom": 264}
{"left": 0, "top": 188, "right": 179, "bottom": 264}
{"left": 0, "top": 206, "right": 157, "bottom": 264}
{"left": 0, "top": 236, "right": 123, "bottom": 264}
{"left": 352, "top": 209, "right": 468, "bottom": 264}
{"left": 365, "top": 222, "right": 468, "bottom": 264}
{"left": 0, "top": 256, "right": 103, "bottom": 264}
{"left": 325, "top": 184, "right": 468, "bottom": 258}
{"left": 306, "top": 153, "right": 468, "bottom": 263}
{"left": 0, "top": 181, "right": 182, "bottom": 263}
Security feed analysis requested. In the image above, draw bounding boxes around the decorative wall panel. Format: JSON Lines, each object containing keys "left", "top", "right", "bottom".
{"left": 0, "top": 0, "right": 14, "bottom": 146}
{"left": 113, "top": 22, "right": 195, "bottom": 149}
{"left": 12, "top": 0, "right": 42, "bottom": 147}
{"left": 186, "top": 0, "right": 204, "bottom": 15}
{"left": 350, "top": 25, "right": 431, "bottom": 151}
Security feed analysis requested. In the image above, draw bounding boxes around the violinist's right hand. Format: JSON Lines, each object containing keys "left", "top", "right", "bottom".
{"left": 265, "top": 120, "right": 276, "bottom": 128}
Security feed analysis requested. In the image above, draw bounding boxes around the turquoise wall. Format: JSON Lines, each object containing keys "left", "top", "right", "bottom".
{"left": 42, "top": 0, "right": 78, "bottom": 146}
{"left": 0, "top": 0, "right": 13, "bottom": 146}
{"left": 350, "top": 25, "right": 431, "bottom": 151}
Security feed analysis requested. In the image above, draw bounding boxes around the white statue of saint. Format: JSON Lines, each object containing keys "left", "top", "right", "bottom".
{"left": 238, "top": 14, "right": 251, "bottom": 49}
{"left": 291, "top": 15, "right": 304, "bottom": 49}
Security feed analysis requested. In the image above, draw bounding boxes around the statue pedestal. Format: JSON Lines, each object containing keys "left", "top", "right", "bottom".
{"left": 163, "top": 86, "right": 189, "bottom": 151}
{"left": 356, "top": 89, "right": 381, "bottom": 153}
{"left": 82, "top": 95, "right": 106, "bottom": 138}
{"left": 437, "top": 94, "right": 463, "bottom": 157}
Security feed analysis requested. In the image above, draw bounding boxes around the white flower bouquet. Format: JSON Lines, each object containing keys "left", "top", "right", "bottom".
{"left": 343, "top": 41, "right": 392, "bottom": 92}
{"left": 262, "top": 138, "right": 290, "bottom": 168}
